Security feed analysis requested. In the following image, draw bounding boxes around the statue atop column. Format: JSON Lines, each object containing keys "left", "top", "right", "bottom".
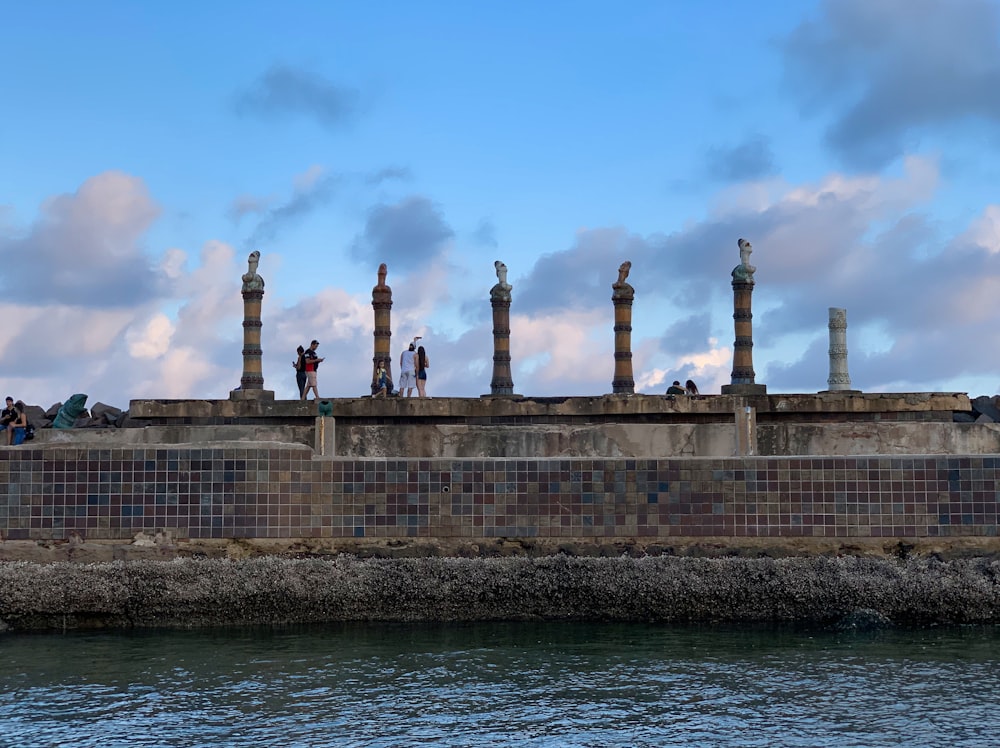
{"left": 731, "top": 238, "right": 756, "bottom": 283}
{"left": 371, "top": 263, "right": 394, "bottom": 395}
{"left": 491, "top": 260, "right": 512, "bottom": 301}
{"left": 375, "top": 262, "right": 389, "bottom": 293}
{"left": 241, "top": 250, "right": 265, "bottom": 291}
{"left": 232, "top": 249, "right": 273, "bottom": 400}
{"left": 721, "top": 238, "right": 766, "bottom": 396}
{"left": 488, "top": 260, "right": 516, "bottom": 396}
{"left": 612, "top": 261, "right": 633, "bottom": 296}
{"left": 611, "top": 260, "right": 635, "bottom": 394}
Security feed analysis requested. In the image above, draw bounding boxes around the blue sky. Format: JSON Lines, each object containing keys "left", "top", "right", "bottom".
{"left": 2, "top": 0, "right": 1000, "bottom": 408}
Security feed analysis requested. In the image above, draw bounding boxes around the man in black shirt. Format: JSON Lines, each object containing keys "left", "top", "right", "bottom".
{"left": 301, "top": 340, "right": 325, "bottom": 401}
{"left": 666, "top": 381, "right": 686, "bottom": 395}
{"left": 0, "top": 396, "right": 15, "bottom": 437}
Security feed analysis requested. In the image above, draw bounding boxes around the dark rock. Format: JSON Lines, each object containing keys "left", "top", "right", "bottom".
{"left": 23, "top": 404, "right": 47, "bottom": 428}
{"left": 0, "top": 555, "right": 997, "bottom": 630}
{"left": 92, "top": 402, "right": 123, "bottom": 425}
{"left": 971, "top": 396, "right": 1000, "bottom": 422}
{"left": 835, "top": 608, "right": 893, "bottom": 631}
{"left": 890, "top": 541, "right": 915, "bottom": 560}
{"left": 953, "top": 412, "right": 976, "bottom": 423}
{"left": 643, "top": 544, "right": 675, "bottom": 557}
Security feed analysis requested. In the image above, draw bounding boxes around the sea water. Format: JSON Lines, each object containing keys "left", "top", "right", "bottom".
{"left": 0, "top": 622, "right": 997, "bottom": 747}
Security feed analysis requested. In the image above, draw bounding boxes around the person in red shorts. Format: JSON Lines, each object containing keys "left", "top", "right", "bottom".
{"left": 301, "top": 340, "right": 325, "bottom": 401}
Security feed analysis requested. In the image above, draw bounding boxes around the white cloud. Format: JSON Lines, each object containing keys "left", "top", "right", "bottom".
{"left": 510, "top": 309, "right": 613, "bottom": 393}
{"left": 960, "top": 205, "right": 1000, "bottom": 254}
{"left": 160, "top": 248, "right": 188, "bottom": 279}
{"left": 127, "top": 313, "right": 175, "bottom": 359}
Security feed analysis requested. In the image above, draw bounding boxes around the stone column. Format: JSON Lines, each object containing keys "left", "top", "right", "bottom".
{"left": 314, "top": 415, "right": 336, "bottom": 457}
{"left": 488, "top": 260, "right": 515, "bottom": 396}
{"left": 371, "top": 263, "right": 393, "bottom": 394}
{"left": 721, "top": 238, "right": 766, "bottom": 396}
{"left": 232, "top": 250, "right": 274, "bottom": 401}
{"left": 734, "top": 402, "right": 757, "bottom": 456}
{"left": 611, "top": 261, "right": 635, "bottom": 394}
{"left": 823, "top": 307, "right": 859, "bottom": 393}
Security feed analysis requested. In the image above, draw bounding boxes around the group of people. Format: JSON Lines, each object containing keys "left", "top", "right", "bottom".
{"left": 666, "top": 379, "right": 700, "bottom": 396}
{"left": 374, "top": 338, "right": 430, "bottom": 398}
{"left": 293, "top": 337, "right": 431, "bottom": 400}
{"left": 1, "top": 396, "right": 30, "bottom": 445}
{"left": 293, "top": 340, "right": 325, "bottom": 400}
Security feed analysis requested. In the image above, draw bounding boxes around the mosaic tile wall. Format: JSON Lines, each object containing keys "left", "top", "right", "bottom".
{"left": 0, "top": 447, "right": 997, "bottom": 541}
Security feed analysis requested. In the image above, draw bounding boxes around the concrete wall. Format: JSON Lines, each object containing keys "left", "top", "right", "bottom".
{"left": 32, "top": 421, "right": 1000, "bottom": 458}
{"left": 35, "top": 424, "right": 313, "bottom": 447}
{"left": 43, "top": 391, "right": 998, "bottom": 458}
{"left": 335, "top": 422, "right": 1000, "bottom": 458}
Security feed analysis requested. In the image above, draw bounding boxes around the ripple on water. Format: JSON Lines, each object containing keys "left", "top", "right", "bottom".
{"left": 0, "top": 623, "right": 997, "bottom": 748}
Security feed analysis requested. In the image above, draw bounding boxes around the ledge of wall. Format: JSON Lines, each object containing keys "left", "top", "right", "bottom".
{"left": 129, "top": 392, "right": 972, "bottom": 423}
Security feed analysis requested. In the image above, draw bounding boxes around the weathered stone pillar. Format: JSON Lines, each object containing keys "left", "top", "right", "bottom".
{"left": 734, "top": 401, "right": 757, "bottom": 456}
{"left": 721, "top": 238, "right": 767, "bottom": 396}
{"left": 371, "top": 263, "right": 393, "bottom": 394}
{"left": 314, "top": 415, "right": 335, "bottom": 457}
{"left": 232, "top": 250, "right": 274, "bottom": 401}
{"left": 611, "top": 261, "right": 634, "bottom": 394}
{"left": 488, "top": 260, "right": 515, "bottom": 396}
{"left": 823, "top": 307, "right": 859, "bottom": 393}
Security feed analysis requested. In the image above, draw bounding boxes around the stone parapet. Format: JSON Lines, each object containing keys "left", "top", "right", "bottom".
{"left": 130, "top": 392, "right": 972, "bottom": 424}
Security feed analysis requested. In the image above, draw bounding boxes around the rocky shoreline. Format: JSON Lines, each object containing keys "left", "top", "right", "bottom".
{"left": 1, "top": 553, "right": 997, "bottom": 631}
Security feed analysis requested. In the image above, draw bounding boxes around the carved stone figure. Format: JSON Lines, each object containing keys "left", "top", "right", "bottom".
{"left": 241, "top": 250, "right": 265, "bottom": 291}
{"left": 495, "top": 260, "right": 511, "bottom": 291}
{"left": 491, "top": 260, "right": 512, "bottom": 303}
{"left": 613, "top": 261, "right": 631, "bottom": 288}
{"left": 732, "top": 238, "right": 756, "bottom": 282}
{"left": 375, "top": 262, "right": 390, "bottom": 291}
{"left": 53, "top": 393, "right": 88, "bottom": 429}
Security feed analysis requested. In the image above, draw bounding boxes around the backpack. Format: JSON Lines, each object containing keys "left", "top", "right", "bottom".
{"left": 24, "top": 424, "right": 35, "bottom": 441}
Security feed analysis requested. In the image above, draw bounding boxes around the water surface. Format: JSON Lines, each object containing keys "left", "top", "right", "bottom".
{"left": 1, "top": 623, "right": 997, "bottom": 747}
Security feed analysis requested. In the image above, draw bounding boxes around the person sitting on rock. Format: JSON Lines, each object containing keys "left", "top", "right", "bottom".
{"left": 0, "top": 396, "right": 15, "bottom": 439}
{"left": 7, "top": 400, "right": 27, "bottom": 445}
{"left": 666, "top": 381, "right": 686, "bottom": 395}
